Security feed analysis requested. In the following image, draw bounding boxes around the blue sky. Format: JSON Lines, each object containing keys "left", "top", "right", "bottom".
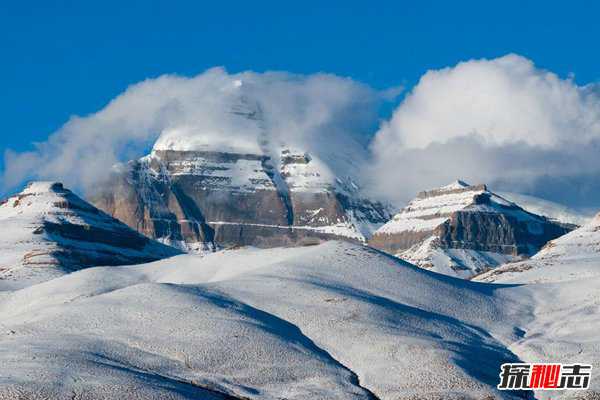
{"left": 2, "top": 1, "right": 600, "bottom": 207}
{"left": 2, "top": 1, "right": 599, "bottom": 157}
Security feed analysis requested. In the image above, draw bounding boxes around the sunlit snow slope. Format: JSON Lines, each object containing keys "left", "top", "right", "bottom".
{"left": 1, "top": 241, "right": 598, "bottom": 399}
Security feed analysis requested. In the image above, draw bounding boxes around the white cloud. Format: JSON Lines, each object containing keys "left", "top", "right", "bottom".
{"left": 2, "top": 68, "right": 383, "bottom": 193}
{"left": 4, "top": 56, "right": 600, "bottom": 211}
{"left": 369, "top": 54, "right": 600, "bottom": 209}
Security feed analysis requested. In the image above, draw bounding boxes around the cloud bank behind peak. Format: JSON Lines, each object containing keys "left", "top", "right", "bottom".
{"left": 4, "top": 55, "right": 600, "bottom": 211}
{"left": 368, "top": 54, "right": 600, "bottom": 209}
{"left": 2, "top": 68, "right": 385, "bottom": 193}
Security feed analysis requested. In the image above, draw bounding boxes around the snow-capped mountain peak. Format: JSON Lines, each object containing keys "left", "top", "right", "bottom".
{"left": 369, "top": 180, "right": 572, "bottom": 278}
{"left": 0, "top": 181, "right": 180, "bottom": 288}
{"left": 92, "top": 89, "right": 391, "bottom": 250}
{"left": 440, "top": 179, "right": 471, "bottom": 191}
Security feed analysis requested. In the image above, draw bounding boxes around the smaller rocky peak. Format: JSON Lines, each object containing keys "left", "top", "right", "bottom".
{"left": 1, "top": 181, "right": 181, "bottom": 287}
{"left": 3, "top": 181, "right": 83, "bottom": 214}
{"left": 442, "top": 180, "right": 471, "bottom": 190}
{"left": 370, "top": 179, "right": 574, "bottom": 279}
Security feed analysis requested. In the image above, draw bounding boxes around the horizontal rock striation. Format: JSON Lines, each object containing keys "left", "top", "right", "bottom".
{"left": 91, "top": 149, "right": 390, "bottom": 251}
{"left": 436, "top": 193, "right": 572, "bottom": 255}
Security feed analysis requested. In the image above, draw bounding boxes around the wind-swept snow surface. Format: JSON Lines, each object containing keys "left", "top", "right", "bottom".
{"left": 0, "top": 241, "right": 598, "bottom": 399}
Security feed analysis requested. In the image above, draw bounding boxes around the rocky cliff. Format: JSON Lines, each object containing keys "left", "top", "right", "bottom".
{"left": 90, "top": 80, "right": 390, "bottom": 251}
{"left": 369, "top": 180, "right": 573, "bottom": 278}
{"left": 91, "top": 148, "right": 389, "bottom": 251}
{"left": 0, "top": 182, "right": 180, "bottom": 287}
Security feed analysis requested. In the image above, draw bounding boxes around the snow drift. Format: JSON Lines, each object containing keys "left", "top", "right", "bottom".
{"left": 0, "top": 241, "right": 598, "bottom": 399}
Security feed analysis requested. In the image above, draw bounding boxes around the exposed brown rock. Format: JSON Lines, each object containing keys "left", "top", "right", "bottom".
{"left": 91, "top": 149, "right": 389, "bottom": 250}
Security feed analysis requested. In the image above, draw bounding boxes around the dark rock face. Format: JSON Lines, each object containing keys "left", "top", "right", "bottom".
{"left": 91, "top": 149, "right": 390, "bottom": 251}
{"left": 435, "top": 209, "right": 572, "bottom": 256}
{"left": 474, "top": 212, "right": 600, "bottom": 283}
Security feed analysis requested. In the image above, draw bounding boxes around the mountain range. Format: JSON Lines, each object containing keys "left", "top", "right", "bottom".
{"left": 2, "top": 98, "right": 600, "bottom": 398}
{"left": 0, "top": 173, "right": 587, "bottom": 284}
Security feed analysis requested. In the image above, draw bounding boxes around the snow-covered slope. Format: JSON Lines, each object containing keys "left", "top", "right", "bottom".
{"left": 475, "top": 212, "right": 600, "bottom": 284}
{"left": 369, "top": 180, "right": 571, "bottom": 279}
{"left": 0, "top": 241, "right": 522, "bottom": 399}
{"left": 0, "top": 241, "right": 597, "bottom": 399}
{"left": 0, "top": 182, "right": 180, "bottom": 289}
{"left": 498, "top": 191, "right": 591, "bottom": 226}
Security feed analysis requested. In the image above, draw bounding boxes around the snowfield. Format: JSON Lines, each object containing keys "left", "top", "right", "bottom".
{"left": 0, "top": 241, "right": 598, "bottom": 399}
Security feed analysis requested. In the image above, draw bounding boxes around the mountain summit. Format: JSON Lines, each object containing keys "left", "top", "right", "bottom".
{"left": 0, "top": 182, "right": 180, "bottom": 288}
{"left": 369, "top": 180, "right": 572, "bottom": 278}
{"left": 91, "top": 93, "right": 390, "bottom": 251}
